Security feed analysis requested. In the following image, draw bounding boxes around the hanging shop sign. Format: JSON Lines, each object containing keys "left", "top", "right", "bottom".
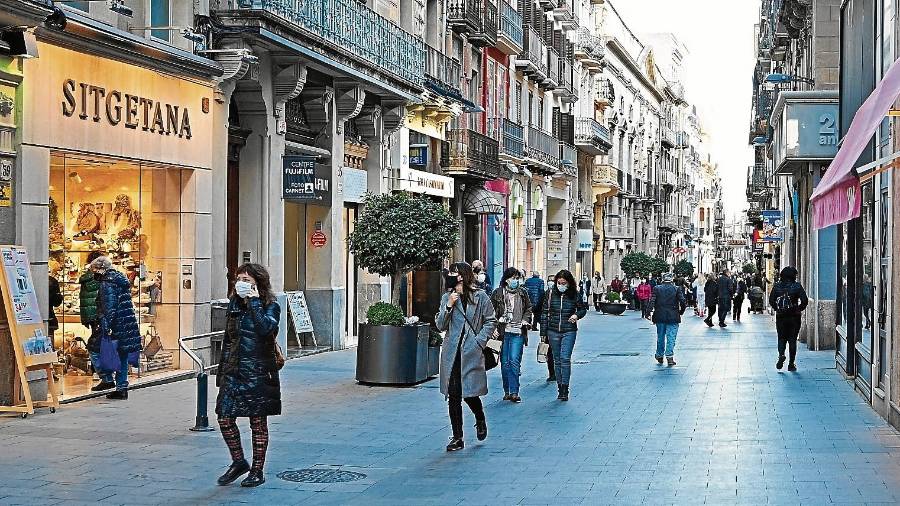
{"left": 409, "top": 145, "right": 427, "bottom": 167}
{"left": 340, "top": 166, "right": 368, "bottom": 203}
{"left": 23, "top": 42, "right": 214, "bottom": 169}
{"left": 394, "top": 167, "right": 454, "bottom": 198}
{"left": 283, "top": 155, "right": 331, "bottom": 202}
{"left": 577, "top": 229, "right": 593, "bottom": 252}
{"left": 759, "top": 210, "right": 784, "bottom": 242}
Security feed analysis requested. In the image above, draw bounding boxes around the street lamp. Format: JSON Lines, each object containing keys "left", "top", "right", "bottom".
{"left": 764, "top": 73, "right": 815, "bottom": 85}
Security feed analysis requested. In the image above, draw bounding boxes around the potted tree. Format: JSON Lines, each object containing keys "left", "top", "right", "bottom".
{"left": 349, "top": 192, "right": 458, "bottom": 385}
{"left": 674, "top": 260, "right": 695, "bottom": 279}
{"left": 599, "top": 290, "right": 628, "bottom": 315}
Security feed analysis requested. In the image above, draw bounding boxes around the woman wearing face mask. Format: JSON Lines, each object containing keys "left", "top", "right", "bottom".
{"left": 471, "top": 259, "right": 493, "bottom": 293}
{"left": 540, "top": 270, "right": 587, "bottom": 401}
{"left": 436, "top": 262, "right": 497, "bottom": 452}
{"left": 490, "top": 268, "right": 533, "bottom": 403}
{"left": 215, "top": 263, "right": 282, "bottom": 488}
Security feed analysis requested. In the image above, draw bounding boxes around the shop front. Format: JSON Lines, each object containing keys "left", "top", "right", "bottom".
{"left": 22, "top": 41, "right": 216, "bottom": 399}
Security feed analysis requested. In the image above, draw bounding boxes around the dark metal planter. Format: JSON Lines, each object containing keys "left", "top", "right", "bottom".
{"left": 356, "top": 323, "right": 430, "bottom": 385}
{"left": 599, "top": 302, "right": 628, "bottom": 315}
{"left": 426, "top": 345, "right": 441, "bottom": 377}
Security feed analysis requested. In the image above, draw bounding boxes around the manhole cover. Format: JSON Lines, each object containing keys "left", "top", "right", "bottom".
{"left": 278, "top": 468, "right": 367, "bottom": 483}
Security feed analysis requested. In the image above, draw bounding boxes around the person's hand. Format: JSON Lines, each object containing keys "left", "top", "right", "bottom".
{"left": 521, "top": 322, "right": 530, "bottom": 331}
{"left": 247, "top": 284, "right": 259, "bottom": 299}
{"left": 568, "top": 314, "right": 578, "bottom": 323}
{"left": 448, "top": 292, "right": 460, "bottom": 307}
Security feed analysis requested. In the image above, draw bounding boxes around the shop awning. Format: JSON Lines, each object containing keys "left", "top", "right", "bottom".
{"left": 462, "top": 187, "right": 503, "bottom": 215}
{"left": 810, "top": 57, "right": 900, "bottom": 229}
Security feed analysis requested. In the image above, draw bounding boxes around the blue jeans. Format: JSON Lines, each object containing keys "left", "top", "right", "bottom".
{"left": 548, "top": 330, "right": 577, "bottom": 386}
{"left": 89, "top": 349, "right": 130, "bottom": 390}
{"left": 655, "top": 323, "right": 679, "bottom": 358}
{"left": 500, "top": 332, "right": 525, "bottom": 395}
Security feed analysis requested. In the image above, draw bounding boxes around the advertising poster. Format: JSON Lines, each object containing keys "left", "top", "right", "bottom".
{"left": 286, "top": 291, "right": 314, "bottom": 333}
{"left": 760, "top": 210, "right": 784, "bottom": 242}
{"left": 0, "top": 180, "right": 10, "bottom": 207}
{"left": 1, "top": 247, "right": 42, "bottom": 324}
{"left": 283, "top": 156, "right": 331, "bottom": 202}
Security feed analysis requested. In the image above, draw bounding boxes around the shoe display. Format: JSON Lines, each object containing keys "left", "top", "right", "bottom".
{"left": 788, "top": 364, "right": 797, "bottom": 372}
{"left": 240, "top": 470, "right": 265, "bottom": 488}
{"left": 446, "top": 437, "right": 464, "bottom": 452}
{"left": 106, "top": 390, "right": 128, "bottom": 400}
{"left": 777, "top": 356, "right": 785, "bottom": 370}
{"left": 91, "top": 381, "right": 115, "bottom": 392}
{"left": 475, "top": 419, "right": 488, "bottom": 441}
{"left": 217, "top": 460, "right": 250, "bottom": 486}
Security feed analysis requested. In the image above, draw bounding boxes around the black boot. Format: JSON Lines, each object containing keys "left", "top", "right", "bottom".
{"left": 776, "top": 356, "right": 785, "bottom": 370}
{"left": 559, "top": 385, "right": 569, "bottom": 401}
{"left": 240, "top": 470, "right": 265, "bottom": 487}
{"left": 217, "top": 459, "right": 250, "bottom": 485}
{"left": 475, "top": 418, "right": 488, "bottom": 441}
{"left": 106, "top": 390, "right": 128, "bottom": 400}
{"left": 446, "top": 437, "right": 464, "bottom": 452}
{"left": 91, "top": 381, "right": 115, "bottom": 392}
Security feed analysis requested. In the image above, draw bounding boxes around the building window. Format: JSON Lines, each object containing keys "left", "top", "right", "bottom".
{"left": 151, "top": 0, "right": 171, "bottom": 42}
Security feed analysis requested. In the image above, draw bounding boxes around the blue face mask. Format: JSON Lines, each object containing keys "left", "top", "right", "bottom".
{"left": 506, "top": 279, "right": 521, "bottom": 290}
{"left": 557, "top": 283, "right": 568, "bottom": 293}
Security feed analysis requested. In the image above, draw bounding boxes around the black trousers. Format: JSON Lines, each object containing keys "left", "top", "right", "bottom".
{"left": 704, "top": 304, "right": 717, "bottom": 322}
{"left": 718, "top": 303, "right": 731, "bottom": 325}
{"left": 448, "top": 349, "right": 484, "bottom": 438}
{"left": 593, "top": 293, "right": 602, "bottom": 311}
{"left": 733, "top": 297, "right": 744, "bottom": 320}
{"left": 776, "top": 316, "right": 802, "bottom": 363}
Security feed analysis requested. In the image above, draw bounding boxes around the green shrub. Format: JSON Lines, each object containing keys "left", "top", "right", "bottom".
{"left": 605, "top": 291, "right": 621, "bottom": 303}
{"left": 742, "top": 263, "right": 757, "bottom": 275}
{"left": 674, "top": 260, "right": 695, "bottom": 278}
{"left": 428, "top": 329, "right": 443, "bottom": 347}
{"left": 366, "top": 302, "right": 405, "bottom": 327}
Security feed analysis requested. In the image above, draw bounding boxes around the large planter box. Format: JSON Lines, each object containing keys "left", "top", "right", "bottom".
{"left": 599, "top": 302, "right": 628, "bottom": 315}
{"left": 426, "top": 345, "right": 440, "bottom": 377}
{"left": 356, "top": 323, "right": 429, "bottom": 385}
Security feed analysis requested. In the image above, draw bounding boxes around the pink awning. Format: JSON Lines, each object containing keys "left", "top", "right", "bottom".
{"left": 811, "top": 57, "right": 900, "bottom": 229}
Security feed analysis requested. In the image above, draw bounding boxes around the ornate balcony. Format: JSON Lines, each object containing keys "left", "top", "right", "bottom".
{"left": 659, "top": 215, "right": 680, "bottom": 232}
{"left": 496, "top": 0, "right": 523, "bottom": 55}
{"left": 592, "top": 163, "right": 619, "bottom": 187}
{"left": 661, "top": 124, "right": 677, "bottom": 149}
{"left": 595, "top": 78, "right": 614, "bottom": 110}
{"left": 552, "top": 0, "right": 577, "bottom": 30}
{"left": 424, "top": 45, "right": 461, "bottom": 98}
{"left": 232, "top": 0, "right": 425, "bottom": 87}
{"left": 517, "top": 26, "right": 548, "bottom": 82}
{"left": 441, "top": 128, "right": 501, "bottom": 180}
{"left": 553, "top": 57, "right": 577, "bottom": 103}
{"left": 490, "top": 118, "right": 525, "bottom": 162}
{"left": 523, "top": 125, "right": 560, "bottom": 173}
{"left": 448, "top": 0, "right": 497, "bottom": 47}
{"left": 542, "top": 47, "right": 560, "bottom": 90}
{"left": 575, "top": 28, "right": 604, "bottom": 72}
{"left": 574, "top": 117, "right": 611, "bottom": 155}
{"left": 559, "top": 142, "right": 577, "bottom": 177}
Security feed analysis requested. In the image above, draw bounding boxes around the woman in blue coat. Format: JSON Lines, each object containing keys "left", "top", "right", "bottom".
{"left": 92, "top": 256, "right": 141, "bottom": 400}
{"left": 215, "top": 263, "right": 281, "bottom": 488}
{"left": 436, "top": 262, "right": 497, "bottom": 452}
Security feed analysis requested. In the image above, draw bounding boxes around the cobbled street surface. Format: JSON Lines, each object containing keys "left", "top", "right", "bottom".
{"left": 3, "top": 309, "right": 900, "bottom": 505}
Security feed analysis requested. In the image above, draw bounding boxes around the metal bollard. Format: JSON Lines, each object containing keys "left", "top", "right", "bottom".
{"left": 189, "top": 372, "right": 215, "bottom": 432}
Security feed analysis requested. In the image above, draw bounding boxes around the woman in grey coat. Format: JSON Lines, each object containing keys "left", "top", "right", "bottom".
{"left": 436, "top": 262, "right": 497, "bottom": 452}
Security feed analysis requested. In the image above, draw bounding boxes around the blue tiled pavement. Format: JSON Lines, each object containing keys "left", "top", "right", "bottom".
{"left": 2, "top": 309, "right": 900, "bottom": 505}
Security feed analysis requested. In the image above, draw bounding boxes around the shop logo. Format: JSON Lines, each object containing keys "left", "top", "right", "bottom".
{"left": 61, "top": 79, "right": 193, "bottom": 139}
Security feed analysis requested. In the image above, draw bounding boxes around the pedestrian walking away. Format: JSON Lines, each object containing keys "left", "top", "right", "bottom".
{"left": 491, "top": 268, "right": 533, "bottom": 403}
{"left": 769, "top": 267, "right": 809, "bottom": 372}
{"left": 92, "top": 255, "right": 142, "bottom": 400}
{"left": 637, "top": 278, "right": 652, "bottom": 319}
{"left": 542, "top": 275, "right": 557, "bottom": 382}
{"left": 703, "top": 274, "right": 719, "bottom": 327}
{"left": 693, "top": 274, "right": 706, "bottom": 317}
{"left": 649, "top": 272, "right": 686, "bottom": 366}
{"left": 733, "top": 276, "right": 747, "bottom": 322}
{"left": 523, "top": 271, "right": 544, "bottom": 328}
{"left": 436, "top": 262, "right": 497, "bottom": 452}
{"left": 215, "top": 263, "right": 282, "bottom": 488}
{"left": 540, "top": 270, "right": 587, "bottom": 401}
{"left": 716, "top": 270, "right": 734, "bottom": 328}
{"left": 590, "top": 271, "right": 605, "bottom": 311}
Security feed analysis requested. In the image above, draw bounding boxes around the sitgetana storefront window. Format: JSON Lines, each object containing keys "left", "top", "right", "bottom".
{"left": 48, "top": 153, "right": 189, "bottom": 399}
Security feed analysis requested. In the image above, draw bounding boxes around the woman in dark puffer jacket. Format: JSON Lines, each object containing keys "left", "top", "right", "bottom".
{"left": 540, "top": 270, "right": 587, "bottom": 401}
{"left": 215, "top": 263, "right": 281, "bottom": 488}
{"left": 92, "top": 256, "right": 141, "bottom": 400}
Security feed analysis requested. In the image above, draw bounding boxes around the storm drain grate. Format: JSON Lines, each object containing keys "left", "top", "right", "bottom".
{"left": 278, "top": 469, "right": 367, "bottom": 483}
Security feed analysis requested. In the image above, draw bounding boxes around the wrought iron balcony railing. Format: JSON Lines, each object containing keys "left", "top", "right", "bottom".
{"left": 659, "top": 215, "right": 680, "bottom": 231}
{"left": 235, "top": 0, "right": 425, "bottom": 86}
{"left": 559, "top": 142, "right": 577, "bottom": 177}
{"left": 553, "top": 57, "right": 577, "bottom": 102}
{"left": 543, "top": 46, "right": 560, "bottom": 89}
{"left": 661, "top": 124, "right": 677, "bottom": 149}
{"left": 424, "top": 45, "right": 461, "bottom": 97}
{"left": 448, "top": 0, "right": 497, "bottom": 47}
{"left": 524, "top": 125, "right": 560, "bottom": 171}
{"left": 442, "top": 127, "right": 501, "bottom": 180}
{"left": 574, "top": 117, "right": 610, "bottom": 155}
{"left": 574, "top": 27, "right": 603, "bottom": 71}
{"left": 496, "top": 0, "right": 523, "bottom": 55}
{"left": 517, "top": 26, "right": 548, "bottom": 81}
{"left": 552, "top": 0, "right": 577, "bottom": 29}
{"left": 490, "top": 118, "right": 525, "bottom": 161}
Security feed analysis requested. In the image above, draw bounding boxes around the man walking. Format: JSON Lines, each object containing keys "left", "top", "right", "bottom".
{"left": 703, "top": 274, "right": 719, "bottom": 327}
{"left": 769, "top": 267, "right": 809, "bottom": 371}
{"left": 649, "top": 273, "right": 686, "bottom": 366}
{"left": 716, "top": 270, "right": 734, "bottom": 328}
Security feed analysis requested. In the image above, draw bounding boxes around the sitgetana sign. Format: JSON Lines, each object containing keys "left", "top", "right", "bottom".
{"left": 283, "top": 156, "right": 331, "bottom": 202}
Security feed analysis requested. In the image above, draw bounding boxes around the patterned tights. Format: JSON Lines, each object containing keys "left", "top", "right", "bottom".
{"left": 218, "top": 416, "right": 269, "bottom": 471}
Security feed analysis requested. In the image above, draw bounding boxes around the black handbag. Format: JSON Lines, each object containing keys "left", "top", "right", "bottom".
{"left": 455, "top": 301, "right": 500, "bottom": 371}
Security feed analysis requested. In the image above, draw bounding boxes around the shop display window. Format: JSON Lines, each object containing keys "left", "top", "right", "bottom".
{"left": 48, "top": 153, "right": 190, "bottom": 398}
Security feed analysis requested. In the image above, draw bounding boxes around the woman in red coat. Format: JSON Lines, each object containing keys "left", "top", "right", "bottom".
{"left": 637, "top": 279, "right": 653, "bottom": 320}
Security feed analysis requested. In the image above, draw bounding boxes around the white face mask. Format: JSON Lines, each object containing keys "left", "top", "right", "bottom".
{"left": 235, "top": 280, "right": 254, "bottom": 298}
{"left": 476, "top": 273, "right": 486, "bottom": 283}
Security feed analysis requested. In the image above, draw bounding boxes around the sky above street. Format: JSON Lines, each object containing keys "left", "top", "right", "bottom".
{"left": 610, "top": 0, "right": 759, "bottom": 221}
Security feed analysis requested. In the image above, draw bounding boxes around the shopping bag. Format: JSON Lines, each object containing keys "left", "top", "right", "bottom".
{"left": 537, "top": 342, "right": 549, "bottom": 363}
{"left": 97, "top": 336, "right": 120, "bottom": 373}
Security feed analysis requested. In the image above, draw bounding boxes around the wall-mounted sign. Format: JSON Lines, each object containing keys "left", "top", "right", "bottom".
{"left": 0, "top": 181, "right": 10, "bottom": 207}
{"left": 341, "top": 166, "right": 367, "bottom": 203}
{"left": 283, "top": 156, "right": 331, "bottom": 202}
{"left": 310, "top": 230, "right": 327, "bottom": 248}
{"left": 394, "top": 167, "right": 454, "bottom": 198}
{"left": 547, "top": 223, "right": 565, "bottom": 260}
{"left": 760, "top": 210, "right": 784, "bottom": 242}
{"left": 577, "top": 229, "right": 593, "bottom": 252}
{"left": 409, "top": 145, "right": 427, "bottom": 167}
